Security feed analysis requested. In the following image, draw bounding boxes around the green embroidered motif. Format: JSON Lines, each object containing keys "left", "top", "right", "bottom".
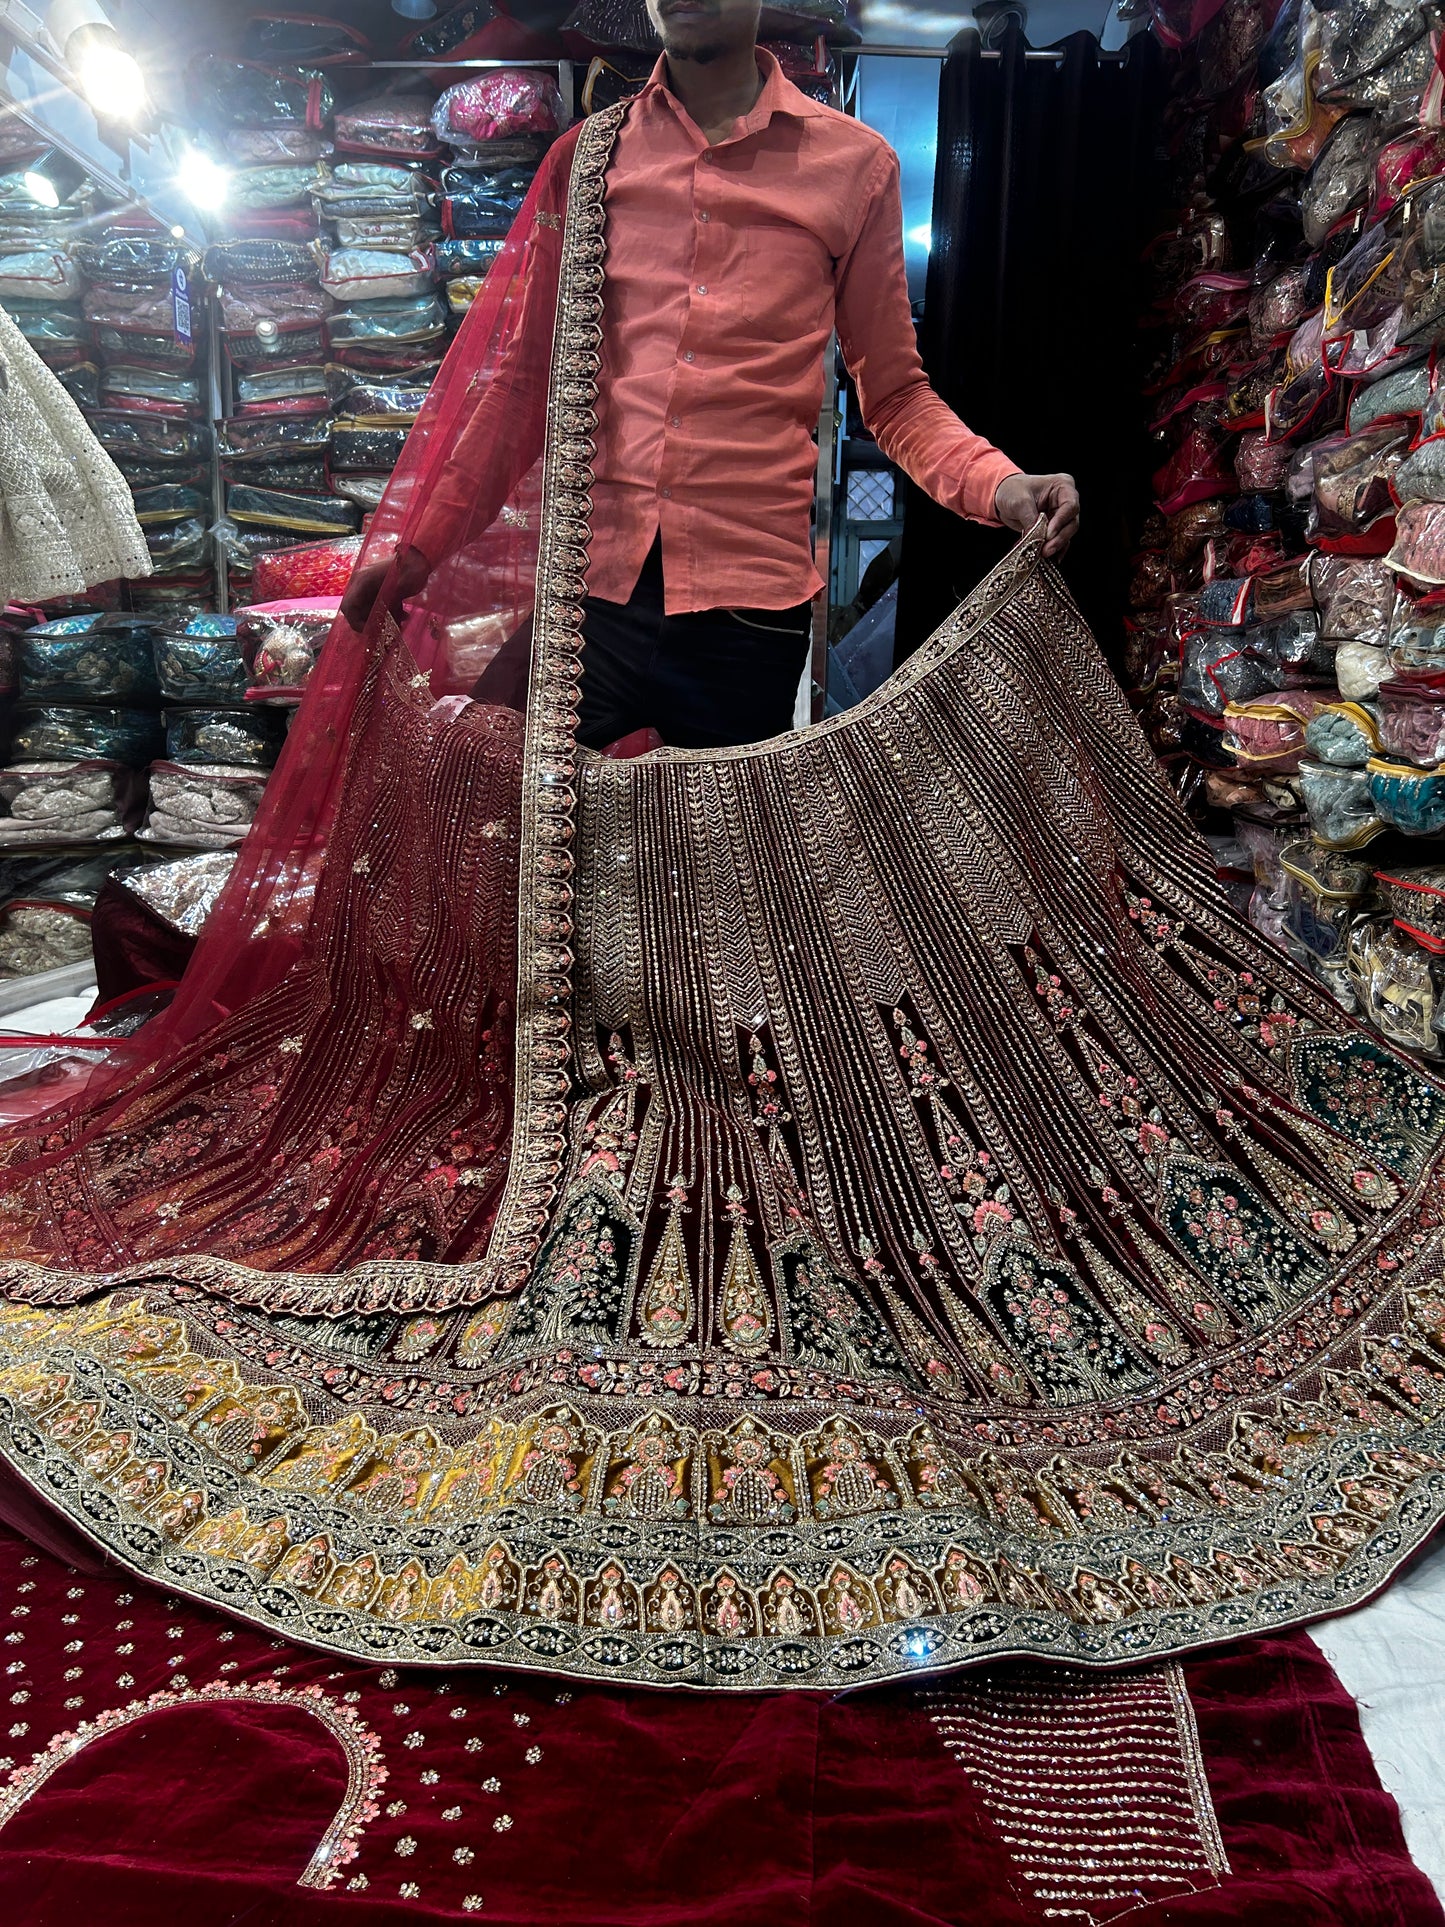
{"left": 503, "top": 1184, "right": 636, "bottom": 1358}
{"left": 1290, "top": 1033, "right": 1445, "bottom": 1182}
{"left": 1160, "top": 1158, "right": 1324, "bottom": 1326}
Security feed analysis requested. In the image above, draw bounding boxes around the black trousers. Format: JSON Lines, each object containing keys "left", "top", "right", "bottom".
{"left": 577, "top": 540, "right": 813, "bottom": 751}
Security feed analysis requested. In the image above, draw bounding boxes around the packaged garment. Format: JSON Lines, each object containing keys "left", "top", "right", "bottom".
{"left": 226, "top": 484, "right": 360, "bottom": 535}
{"left": 101, "top": 365, "right": 202, "bottom": 410}
{"left": 88, "top": 412, "right": 211, "bottom": 466}
{"left": 163, "top": 707, "right": 285, "bottom": 769}
{"left": 225, "top": 456, "right": 329, "bottom": 493}
{"left": 1376, "top": 677, "right": 1445, "bottom": 766}
{"left": 333, "top": 96, "right": 441, "bottom": 160}
{"left": 330, "top": 473, "right": 388, "bottom": 509}
{"left": 227, "top": 320, "right": 326, "bottom": 369}
{"left": 0, "top": 898, "right": 92, "bottom": 974}
{"left": 0, "top": 249, "right": 79, "bottom": 302}
{"left": 1152, "top": 399, "right": 1237, "bottom": 516}
{"left": 1387, "top": 500, "right": 1445, "bottom": 586}
{"left": 436, "top": 237, "right": 507, "bottom": 279}
{"left": 233, "top": 364, "right": 329, "bottom": 407}
{"left": 251, "top": 536, "right": 361, "bottom": 601}
{"left": 1323, "top": 10, "right": 1439, "bottom": 122}
{"left": 0, "top": 761, "right": 140, "bottom": 845}
{"left": 131, "top": 484, "right": 209, "bottom": 526}
{"left": 319, "top": 249, "right": 436, "bottom": 303}
{"left": 73, "top": 237, "right": 200, "bottom": 291}
{"left": 223, "top": 125, "right": 331, "bottom": 165}
{"left": 431, "top": 71, "right": 563, "bottom": 151}
{"left": 238, "top": 603, "right": 334, "bottom": 691}
{"left": 218, "top": 415, "right": 332, "bottom": 463}
{"left": 440, "top": 163, "right": 533, "bottom": 239}
{"left": 1301, "top": 757, "right": 1386, "bottom": 847}
{"left": 1234, "top": 429, "right": 1291, "bottom": 492}
{"left": 1372, "top": 128, "right": 1445, "bottom": 221}
{"left": 1367, "top": 755, "right": 1445, "bottom": 837}
{"left": 1355, "top": 917, "right": 1445, "bottom": 1054}
{"left": 1375, "top": 863, "right": 1445, "bottom": 951}
{"left": 1311, "top": 553, "right": 1393, "bottom": 646}
{"left": 143, "top": 517, "right": 209, "bottom": 568}
{"left": 1388, "top": 601, "right": 1445, "bottom": 672}
{"left": 1305, "top": 424, "right": 1408, "bottom": 543}
{"left": 205, "top": 239, "right": 321, "bottom": 287}
{"left": 330, "top": 214, "right": 437, "bottom": 253}
{"left": 189, "top": 56, "right": 335, "bottom": 131}
{"left": 1304, "top": 698, "right": 1381, "bottom": 767}
{"left": 328, "top": 422, "right": 410, "bottom": 471}
{"left": 140, "top": 762, "right": 270, "bottom": 848}
{"left": 444, "top": 273, "right": 487, "bottom": 315}
{"left": 239, "top": 16, "right": 371, "bottom": 64}
{"left": 1279, "top": 838, "right": 1375, "bottom": 962}
{"left": 92, "top": 326, "right": 197, "bottom": 368}
{"left": 1394, "top": 436, "right": 1445, "bottom": 505}
{"left": 1347, "top": 359, "right": 1432, "bottom": 434}
{"left": 1222, "top": 691, "right": 1331, "bottom": 772}
{"left": 1302, "top": 113, "right": 1378, "bottom": 248}
{"left": 1248, "top": 264, "right": 1313, "bottom": 351}
{"left": 324, "top": 293, "right": 446, "bottom": 347}
{"left": 6, "top": 301, "right": 88, "bottom": 348}
{"left": 153, "top": 623, "right": 248, "bottom": 702}
{"left": 329, "top": 370, "right": 436, "bottom": 419}
{"left": 1180, "top": 627, "right": 1281, "bottom": 716}
{"left": 231, "top": 161, "right": 327, "bottom": 210}
{"left": 1233, "top": 808, "right": 1295, "bottom": 910}
{"left": 17, "top": 615, "right": 160, "bottom": 703}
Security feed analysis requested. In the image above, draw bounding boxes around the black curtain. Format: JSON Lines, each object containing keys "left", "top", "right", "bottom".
{"left": 895, "top": 26, "right": 1168, "bottom": 671}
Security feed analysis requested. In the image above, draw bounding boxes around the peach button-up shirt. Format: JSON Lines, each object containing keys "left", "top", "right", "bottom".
{"left": 587, "top": 50, "right": 1020, "bottom": 613}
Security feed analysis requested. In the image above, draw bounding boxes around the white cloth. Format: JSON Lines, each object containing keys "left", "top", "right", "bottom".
{"left": 0, "top": 301, "right": 150, "bottom": 601}
{"left": 1309, "top": 1530, "right": 1445, "bottom": 1901}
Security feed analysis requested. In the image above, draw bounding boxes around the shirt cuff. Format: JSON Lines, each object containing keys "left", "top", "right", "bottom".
{"left": 959, "top": 451, "right": 1024, "bottom": 526}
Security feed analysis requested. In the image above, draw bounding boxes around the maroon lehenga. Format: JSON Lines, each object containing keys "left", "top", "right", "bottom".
{"left": 0, "top": 102, "right": 1441, "bottom": 1693}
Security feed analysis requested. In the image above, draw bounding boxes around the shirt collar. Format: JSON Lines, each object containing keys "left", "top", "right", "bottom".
{"left": 642, "top": 45, "right": 829, "bottom": 140}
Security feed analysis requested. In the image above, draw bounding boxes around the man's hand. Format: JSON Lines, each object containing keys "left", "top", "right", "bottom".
{"left": 994, "top": 472, "right": 1080, "bottom": 560}
{"left": 339, "top": 543, "right": 431, "bottom": 630}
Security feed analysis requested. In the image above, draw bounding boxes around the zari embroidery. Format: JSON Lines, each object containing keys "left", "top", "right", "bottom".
{"left": 0, "top": 1678, "right": 386, "bottom": 1887}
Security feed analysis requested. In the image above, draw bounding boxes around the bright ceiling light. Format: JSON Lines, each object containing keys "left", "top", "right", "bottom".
{"left": 175, "top": 145, "right": 231, "bottom": 212}
{"left": 45, "top": 2, "right": 149, "bottom": 123}
{"left": 22, "top": 144, "right": 85, "bottom": 207}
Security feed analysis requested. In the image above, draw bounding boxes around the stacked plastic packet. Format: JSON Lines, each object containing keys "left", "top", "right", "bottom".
{"left": 1130, "top": 0, "right": 1445, "bottom": 1060}
{"left": 143, "top": 612, "right": 278, "bottom": 848}
{"left": 71, "top": 232, "right": 214, "bottom": 613}
{"left": 431, "top": 68, "right": 566, "bottom": 327}
{"left": 319, "top": 84, "right": 446, "bottom": 515}
{"left": 1, "top": 613, "right": 160, "bottom": 849}
{"left": 0, "top": 848, "right": 134, "bottom": 976}
{"left": 0, "top": 114, "right": 96, "bottom": 410}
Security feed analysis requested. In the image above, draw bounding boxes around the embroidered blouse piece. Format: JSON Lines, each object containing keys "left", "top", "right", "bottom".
{"left": 0, "top": 106, "right": 1441, "bottom": 1694}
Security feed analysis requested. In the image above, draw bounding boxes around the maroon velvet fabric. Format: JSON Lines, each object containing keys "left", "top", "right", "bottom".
{"left": 88, "top": 877, "right": 198, "bottom": 1009}
{"left": 0, "top": 1513, "right": 1436, "bottom": 1926}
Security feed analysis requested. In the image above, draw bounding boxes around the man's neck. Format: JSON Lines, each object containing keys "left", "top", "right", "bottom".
{"left": 662, "top": 44, "right": 764, "bottom": 144}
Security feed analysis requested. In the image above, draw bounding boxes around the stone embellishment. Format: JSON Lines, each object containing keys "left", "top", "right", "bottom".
{"left": 0, "top": 1678, "right": 386, "bottom": 1888}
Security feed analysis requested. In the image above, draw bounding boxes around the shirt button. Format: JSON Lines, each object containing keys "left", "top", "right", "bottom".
{"left": 698, "top": 210, "right": 710, "bottom": 222}
{"left": 661, "top": 487, "right": 672, "bottom": 499}
{"left": 670, "top": 416, "right": 681, "bottom": 427}
{"left": 682, "top": 350, "right": 694, "bottom": 362}
{"left": 696, "top": 284, "right": 707, "bottom": 295}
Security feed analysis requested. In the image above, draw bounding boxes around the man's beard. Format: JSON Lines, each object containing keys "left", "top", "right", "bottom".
{"left": 660, "top": 23, "right": 729, "bottom": 61}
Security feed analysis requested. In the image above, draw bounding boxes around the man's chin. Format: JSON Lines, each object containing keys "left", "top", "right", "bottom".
{"left": 659, "top": 25, "right": 729, "bottom": 61}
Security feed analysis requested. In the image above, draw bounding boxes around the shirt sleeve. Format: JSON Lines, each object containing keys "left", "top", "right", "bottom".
{"left": 834, "top": 147, "right": 1021, "bottom": 525}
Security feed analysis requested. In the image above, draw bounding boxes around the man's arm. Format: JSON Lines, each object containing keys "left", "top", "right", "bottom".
{"left": 834, "top": 148, "right": 1079, "bottom": 560}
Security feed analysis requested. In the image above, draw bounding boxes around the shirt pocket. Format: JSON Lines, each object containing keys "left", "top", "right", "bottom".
{"left": 737, "top": 221, "right": 832, "bottom": 337}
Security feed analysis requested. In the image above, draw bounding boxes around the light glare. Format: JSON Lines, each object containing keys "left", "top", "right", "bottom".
{"left": 72, "top": 39, "right": 148, "bottom": 121}
{"left": 22, "top": 167, "right": 59, "bottom": 207}
{"left": 176, "top": 146, "right": 231, "bottom": 212}
{"left": 906, "top": 222, "right": 933, "bottom": 252}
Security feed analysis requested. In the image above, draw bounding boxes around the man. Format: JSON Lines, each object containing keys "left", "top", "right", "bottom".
{"left": 346, "top": 0, "right": 1080, "bottom": 749}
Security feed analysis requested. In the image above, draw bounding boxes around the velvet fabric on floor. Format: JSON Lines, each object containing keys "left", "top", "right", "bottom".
{"left": 0, "top": 1520, "right": 1435, "bottom": 1927}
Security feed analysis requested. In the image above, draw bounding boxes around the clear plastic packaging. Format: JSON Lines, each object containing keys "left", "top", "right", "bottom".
{"left": 1280, "top": 836, "right": 1375, "bottom": 961}
{"left": 0, "top": 900, "right": 92, "bottom": 974}
{"left": 188, "top": 56, "right": 335, "bottom": 131}
{"left": 0, "top": 249, "right": 79, "bottom": 302}
{"left": 73, "top": 236, "right": 200, "bottom": 290}
{"left": 1387, "top": 601, "right": 1445, "bottom": 673}
{"left": 251, "top": 536, "right": 361, "bottom": 601}
{"left": 17, "top": 615, "right": 160, "bottom": 702}
{"left": 153, "top": 623, "right": 249, "bottom": 702}
{"left": 140, "top": 762, "right": 269, "bottom": 848}
{"left": 1301, "top": 757, "right": 1385, "bottom": 846}
{"left": 1303, "top": 699, "right": 1381, "bottom": 767}
{"left": 1376, "top": 677, "right": 1445, "bottom": 766}
{"left": 204, "top": 239, "right": 321, "bottom": 286}
{"left": 226, "top": 483, "right": 360, "bottom": 534}
{"left": 318, "top": 247, "right": 435, "bottom": 303}
{"left": 0, "top": 761, "right": 140, "bottom": 844}
{"left": 1375, "top": 862, "right": 1445, "bottom": 950}
{"left": 1387, "top": 500, "right": 1445, "bottom": 586}
{"left": 328, "top": 422, "right": 409, "bottom": 471}
{"left": 238, "top": 604, "right": 334, "bottom": 691}
{"left": 1336, "top": 638, "right": 1393, "bottom": 700}
{"left": 1307, "top": 423, "right": 1409, "bottom": 541}
{"left": 325, "top": 292, "right": 446, "bottom": 345}
{"left": 101, "top": 364, "right": 202, "bottom": 409}
{"left": 163, "top": 707, "right": 286, "bottom": 769}
{"left": 1347, "top": 359, "right": 1432, "bottom": 434}
{"left": 233, "top": 364, "right": 329, "bottom": 406}
{"left": 1302, "top": 112, "right": 1377, "bottom": 247}
{"left": 1394, "top": 436, "right": 1445, "bottom": 505}
{"left": 1354, "top": 919, "right": 1445, "bottom": 1055}
{"left": 1367, "top": 754, "right": 1445, "bottom": 836}
{"left": 430, "top": 71, "right": 563, "bottom": 149}
{"left": 333, "top": 95, "right": 441, "bottom": 160}
{"left": 1222, "top": 691, "right": 1331, "bottom": 772}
